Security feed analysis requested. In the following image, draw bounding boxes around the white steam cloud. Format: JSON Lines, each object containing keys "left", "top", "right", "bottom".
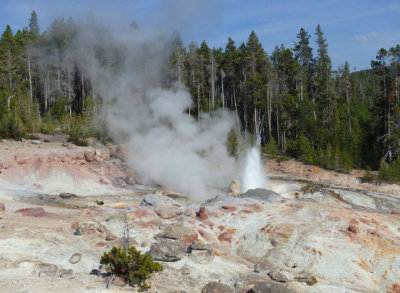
{"left": 66, "top": 21, "right": 237, "bottom": 199}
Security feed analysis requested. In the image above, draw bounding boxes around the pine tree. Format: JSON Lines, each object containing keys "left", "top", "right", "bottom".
{"left": 29, "top": 10, "right": 40, "bottom": 36}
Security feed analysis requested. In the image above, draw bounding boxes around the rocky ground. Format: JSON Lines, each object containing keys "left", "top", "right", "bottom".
{"left": 0, "top": 137, "right": 400, "bottom": 293}
{"left": 266, "top": 159, "right": 400, "bottom": 196}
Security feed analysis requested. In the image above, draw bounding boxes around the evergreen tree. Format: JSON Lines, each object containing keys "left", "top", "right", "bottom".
{"left": 29, "top": 10, "right": 40, "bottom": 36}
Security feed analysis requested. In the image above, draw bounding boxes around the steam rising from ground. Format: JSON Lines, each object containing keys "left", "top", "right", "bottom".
{"left": 68, "top": 23, "right": 237, "bottom": 198}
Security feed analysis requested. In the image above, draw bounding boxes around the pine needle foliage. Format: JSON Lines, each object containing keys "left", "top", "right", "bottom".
{"left": 100, "top": 246, "right": 163, "bottom": 291}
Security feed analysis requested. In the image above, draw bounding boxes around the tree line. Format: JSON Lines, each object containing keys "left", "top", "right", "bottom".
{"left": 0, "top": 11, "right": 399, "bottom": 181}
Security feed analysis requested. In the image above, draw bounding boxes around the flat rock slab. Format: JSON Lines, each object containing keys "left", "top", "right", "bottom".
{"left": 150, "top": 239, "right": 188, "bottom": 262}
{"left": 249, "top": 281, "right": 294, "bottom": 293}
{"left": 140, "top": 194, "right": 181, "bottom": 209}
{"left": 15, "top": 207, "right": 54, "bottom": 217}
{"left": 201, "top": 282, "right": 233, "bottom": 293}
{"left": 241, "top": 188, "right": 282, "bottom": 202}
{"left": 155, "top": 224, "right": 198, "bottom": 243}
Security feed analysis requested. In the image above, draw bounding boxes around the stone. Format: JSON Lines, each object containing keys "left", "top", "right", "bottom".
{"left": 249, "top": 281, "right": 294, "bottom": 293}
{"left": 140, "top": 194, "right": 181, "bottom": 209}
{"left": 69, "top": 253, "right": 82, "bottom": 264}
{"left": 59, "top": 269, "right": 73, "bottom": 278}
{"left": 268, "top": 270, "right": 288, "bottom": 283}
{"left": 201, "top": 282, "right": 233, "bottom": 293}
{"left": 30, "top": 140, "right": 42, "bottom": 145}
{"left": 15, "top": 207, "right": 53, "bottom": 217}
{"left": 155, "top": 224, "right": 197, "bottom": 243}
{"left": 154, "top": 206, "right": 182, "bottom": 219}
{"left": 59, "top": 192, "right": 77, "bottom": 199}
{"left": 74, "top": 223, "right": 96, "bottom": 235}
{"left": 38, "top": 263, "right": 58, "bottom": 277}
{"left": 0, "top": 203, "right": 5, "bottom": 211}
{"left": 189, "top": 249, "right": 214, "bottom": 264}
{"left": 228, "top": 180, "right": 241, "bottom": 197}
{"left": 190, "top": 241, "right": 212, "bottom": 251}
{"left": 105, "top": 234, "right": 117, "bottom": 241}
{"left": 241, "top": 188, "right": 282, "bottom": 202}
{"left": 150, "top": 239, "right": 188, "bottom": 262}
{"left": 348, "top": 219, "right": 360, "bottom": 233}
{"left": 197, "top": 206, "right": 209, "bottom": 220}
{"left": 84, "top": 150, "right": 96, "bottom": 162}
{"left": 189, "top": 241, "right": 214, "bottom": 263}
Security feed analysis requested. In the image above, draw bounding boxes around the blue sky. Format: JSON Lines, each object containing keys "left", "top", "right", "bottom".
{"left": 1, "top": 0, "right": 399, "bottom": 70}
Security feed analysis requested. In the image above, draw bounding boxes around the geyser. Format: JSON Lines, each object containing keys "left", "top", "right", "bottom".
{"left": 241, "top": 145, "right": 267, "bottom": 192}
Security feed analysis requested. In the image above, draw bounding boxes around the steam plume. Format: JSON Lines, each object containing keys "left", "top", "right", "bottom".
{"left": 64, "top": 22, "right": 237, "bottom": 199}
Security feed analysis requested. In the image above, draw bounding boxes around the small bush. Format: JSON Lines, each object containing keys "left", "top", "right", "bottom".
{"left": 263, "top": 137, "right": 279, "bottom": 157}
{"left": 378, "top": 157, "right": 400, "bottom": 183}
{"left": 361, "top": 168, "right": 375, "bottom": 183}
{"left": 226, "top": 129, "right": 238, "bottom": 157}
{"left": 100, "top": 246, "right": 163, "bottom": 291}
{"left": 378, "top": 159, "right": 390, "bottom": 182}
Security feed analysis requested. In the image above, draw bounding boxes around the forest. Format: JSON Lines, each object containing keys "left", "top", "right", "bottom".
{"left": 0, "top": 11, "right": 399, "bottom": 182}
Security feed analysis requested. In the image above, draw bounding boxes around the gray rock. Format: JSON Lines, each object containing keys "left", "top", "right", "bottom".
{"left": 190, "top": 241, "right": 212, "bottom": 251}
{"left": 229, "top": 180, "right": 242, "bottom": 197}
{"left": 59, "top": 269, "right": 73, "bottom": 278}
{"left": 268, "top": 270, "right": 288, "bottom": 283}
{"left": 59, "top": 192, "right": 77, "bottom": 199}
{"left": 30, "top": 140, "right": 42, "bottom": 145}
{"left": 201, "top": 282, "right": 233, "bottom": 293}
{"left": 241, "top": 188, "right": 282, "bottom": 202}
{"left": 74, "top": 223, "right": 96, "bottom": 235}
{"left": 250, "top": 281, "right": 294, "bottom": 293}
{"left": 69, "top": 253, "right": 82, "bottom": 264}
{"left": 155, "top": 224, "right": 194, "bottom": 240}
{"left": 38, "top": 263, "right": 58, "bottom": 277}
{"left": 190, "top": 249, "right": 214, "bottom": 264}
{"left": 189, "top": 241, "right": 214, "bottom": 264}
{"left": 140, "top": 194, "right": 181, "bottom": 209}
{"left": 105, "top": 234, "right": 117, "bottom": 241}
{"left": 150, "top": 239, "right": 188, "bottom": 262}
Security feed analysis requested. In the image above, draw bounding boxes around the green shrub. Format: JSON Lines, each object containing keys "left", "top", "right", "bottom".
{"left": 378, "top": 159, "right": 390, "bottom": 182}
{"left": 361, "top": 168, "right": 375, "bottom": 183}
{"left": 263, "top": 137, "right": 279, "bottom": 157}
{"left": 388, "top": 157, "right": 400, "bottom": 182}
{"left": 100, "top": 246, "right": 163, "bottom": 291}
{"left": 67, "top": 114, "right": 90, "bottom": 146}
{"left": 286, "top": 134, "right": 313, "bottom": 164}
{"left": 379, "top": 157, "right": 400, "bottom": 183}
{"left": 226, "top": 129, "right": 238, "bottom": 157}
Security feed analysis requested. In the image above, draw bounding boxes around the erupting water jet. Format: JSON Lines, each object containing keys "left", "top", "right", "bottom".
{"left": 241, "top": 143, "right": 268, "bottom": 192}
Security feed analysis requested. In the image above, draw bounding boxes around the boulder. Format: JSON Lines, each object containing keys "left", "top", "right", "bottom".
{"left": 69, "top": 253, "right": 82, "bottom": 264}
{"left": 249, "top": 281, "right": 294, "bottom": 293}
{"left": 85, "top": 151, "right": 96, "bottom": 162}
{"left": 241, "top": 188, "right": 282, "bottom": 202}
{"left": 201, "top": 282, "right": 233, "bottom": 293}
{"left": 74, "top": 222, "right": 97, "bottom": 235}
{"left": 59, "top": 269, "right": 73, "bottom": 278}
{"left": 59, "top": 192, "right": 77, "bottom": 199}
{"left": 140, "top": 194, "right": 181, "bottom": 209}
{"left": 15, "top": 207, "right": 53, "bottom": 217}
{"left": 37, "top": 263, "right": 59, "bottom": 277}
{"left": 228, "top": 180, "right": 242, "bottom": 197}
{"left": 268, "top": 270, "right": 288, "bottom": 283}
{"left": 189, "top": 248, "right": 214, "bottom": 264}
{"left": 150, "top": 239, "right": 188, "bottom": 262}
{"left": 155, "top": 224, "right": 197, "bottom": 242}
{"left": 154, "top": 206, "right": 182, "bottom": 219}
